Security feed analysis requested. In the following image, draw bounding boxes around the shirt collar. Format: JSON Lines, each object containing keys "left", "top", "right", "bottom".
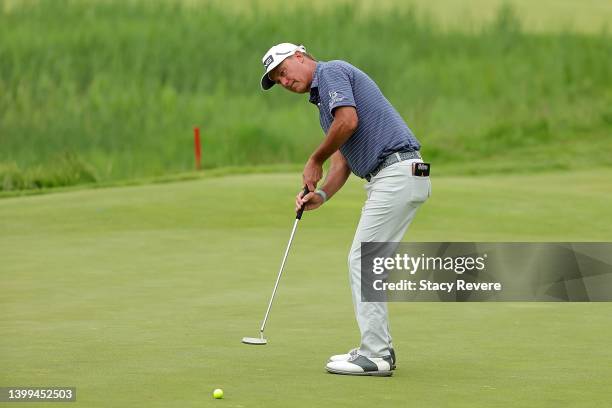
{"left": 309, "top": 62, "right": 323, "bottom": 105}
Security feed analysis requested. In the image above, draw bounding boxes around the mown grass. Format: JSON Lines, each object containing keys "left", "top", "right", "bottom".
{"left": 1, "top": 171, "right": 612, "bottom": 407}
{"left": 1, "top": 0, "right": 611, "bottom": 191}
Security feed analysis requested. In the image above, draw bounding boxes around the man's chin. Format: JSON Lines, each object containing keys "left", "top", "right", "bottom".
{"left": 291, "top": 86, "right": 307, "bottom": 94}
{"left": 283, "top": 83, "right": 307, "bottom": 94}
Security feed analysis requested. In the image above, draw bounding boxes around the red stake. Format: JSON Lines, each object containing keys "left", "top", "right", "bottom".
{"left": 194, "top": 127, "right": 201, "bottom": 170}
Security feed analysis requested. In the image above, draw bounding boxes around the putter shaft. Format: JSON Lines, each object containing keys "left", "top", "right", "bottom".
{"left": 259, "top": 217, "right": 300, "bottom": 334}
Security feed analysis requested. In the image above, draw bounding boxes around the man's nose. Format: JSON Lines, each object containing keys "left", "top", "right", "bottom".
{"left": 281, "top": 77, "right": 290, "bottom": 87}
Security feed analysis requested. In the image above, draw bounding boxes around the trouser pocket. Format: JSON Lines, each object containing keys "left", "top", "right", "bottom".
{"left": 409, "top": 177, "right": 431, "bottom": 203}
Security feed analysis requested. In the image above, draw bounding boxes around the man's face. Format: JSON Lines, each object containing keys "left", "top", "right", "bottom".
{"left": 268, "top": 52, "right": 311, "bottom": 94}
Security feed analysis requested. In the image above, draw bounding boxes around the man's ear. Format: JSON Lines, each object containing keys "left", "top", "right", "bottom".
{"left": 295, "top": 51, "right": 304, "bottom": 63}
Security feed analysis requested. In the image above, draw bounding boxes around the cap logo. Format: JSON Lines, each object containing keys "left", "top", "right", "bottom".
{"left": 263, "top": 55, "right": 274, "bottom": 70}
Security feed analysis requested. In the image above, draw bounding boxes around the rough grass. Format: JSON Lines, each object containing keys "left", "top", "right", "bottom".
{"left": 1, "top": 0, "right": 611, "bottom": 191}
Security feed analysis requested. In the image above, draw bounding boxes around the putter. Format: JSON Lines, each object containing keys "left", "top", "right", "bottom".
{"left": 242, "top": 186, "right": 310, "bottom": 345}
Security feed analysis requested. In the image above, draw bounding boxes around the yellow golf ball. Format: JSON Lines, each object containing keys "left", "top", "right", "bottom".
{"left": 213, "top": 388, "right": 224, "bottom": 399}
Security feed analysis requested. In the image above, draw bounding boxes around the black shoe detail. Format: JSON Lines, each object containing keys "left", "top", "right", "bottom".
{"left": 349, "top": 355, "right": 379, "bottom": 372}
{"left": 390, "top": 348, "right": 396, "bottom": 369}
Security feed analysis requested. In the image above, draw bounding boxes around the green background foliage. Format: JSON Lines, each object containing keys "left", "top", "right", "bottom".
{"left": 1, "top": 0, "right": 611, "bottom": 190}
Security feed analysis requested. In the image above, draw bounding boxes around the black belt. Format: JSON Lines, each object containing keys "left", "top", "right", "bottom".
{"left": 365, "top": 151, "right": 422, "bottom": 181}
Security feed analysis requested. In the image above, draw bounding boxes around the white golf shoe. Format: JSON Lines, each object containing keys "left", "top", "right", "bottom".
{"left": 328, "top": 347, "right": 396, "bottom": 369}
{"left": 325, "top": 353, "right": 394, "bottom": 377}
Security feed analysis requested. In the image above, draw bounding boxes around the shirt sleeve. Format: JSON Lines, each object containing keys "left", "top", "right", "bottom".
{"left": 318, "top": 64, "right": 356, "bottom": 117}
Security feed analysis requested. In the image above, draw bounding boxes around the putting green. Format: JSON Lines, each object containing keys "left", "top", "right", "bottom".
{"left": 1, "top": 170, "right": 611, "bottom": 407}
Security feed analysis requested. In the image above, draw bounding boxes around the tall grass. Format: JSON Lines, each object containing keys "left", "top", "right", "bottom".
{"left": 0, "top": 153, "right": 97, "bottom": 190}
{"left": 1, "top": 0, "right": 611, "bottom": 190}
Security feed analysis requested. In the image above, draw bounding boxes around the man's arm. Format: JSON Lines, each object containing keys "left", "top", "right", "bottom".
{"left": 311, "top": 106, "right": 358, "bottom": 165}
{"left": 296, "top": 150, "right": 351, "bottom": 212}
{"left": 302, "top": 106, "right": 358, "bottom": 191}
{"left": 319, "top": 150, "right": 351, "bottom": 199}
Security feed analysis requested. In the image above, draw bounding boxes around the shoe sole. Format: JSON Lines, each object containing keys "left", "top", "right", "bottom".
{"left": 325, "top": 367, "right": 393, "bottom": 377}
{"left": 327, "top": 359, "right": 396, "bottom": 371}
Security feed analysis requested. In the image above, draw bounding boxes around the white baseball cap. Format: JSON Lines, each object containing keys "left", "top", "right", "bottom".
{"left": 260, "top": 43, "right": 307, "bottom": 90}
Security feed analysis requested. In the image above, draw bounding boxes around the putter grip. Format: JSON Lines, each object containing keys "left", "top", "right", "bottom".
{"left": 296, "top": 186, "right": 310, "bottom": 220}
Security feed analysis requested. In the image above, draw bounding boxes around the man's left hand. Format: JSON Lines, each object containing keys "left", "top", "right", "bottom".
{"left": 302, "top": 157, "right": 323, "bottom": 192}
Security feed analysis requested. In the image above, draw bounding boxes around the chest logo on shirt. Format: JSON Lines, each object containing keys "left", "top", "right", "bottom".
{"left": 328, "top": 91, "right": 344, "bottom": 109}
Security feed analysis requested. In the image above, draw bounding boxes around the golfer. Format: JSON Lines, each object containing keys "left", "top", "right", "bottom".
{"left": 260, "top": 43, "right": 431, "bottom": 376}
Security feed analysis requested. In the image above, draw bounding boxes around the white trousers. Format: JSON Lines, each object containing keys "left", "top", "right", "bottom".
{"left": 348, "top": 159, "right": 431, "bottom": 358}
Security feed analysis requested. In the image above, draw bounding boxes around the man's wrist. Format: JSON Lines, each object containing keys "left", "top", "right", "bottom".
{"left": 315, "top": 189, "right": 328, "bottom": 203}
{"left": 309, "top": 153, "right": 325, "bottom": 165}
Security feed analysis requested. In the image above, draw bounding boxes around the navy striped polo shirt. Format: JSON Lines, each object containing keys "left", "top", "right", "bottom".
{"left": 309, "top": 60, "right": 420, "bottom": 178}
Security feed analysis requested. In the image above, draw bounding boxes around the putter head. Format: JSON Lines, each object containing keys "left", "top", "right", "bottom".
{"left": 242, "top": 336, "right": 267, "bottom": 345}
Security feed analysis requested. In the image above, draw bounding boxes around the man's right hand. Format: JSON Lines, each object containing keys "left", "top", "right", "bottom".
{"left": 295, "top": 189, "right": 324, "bottom": 213}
